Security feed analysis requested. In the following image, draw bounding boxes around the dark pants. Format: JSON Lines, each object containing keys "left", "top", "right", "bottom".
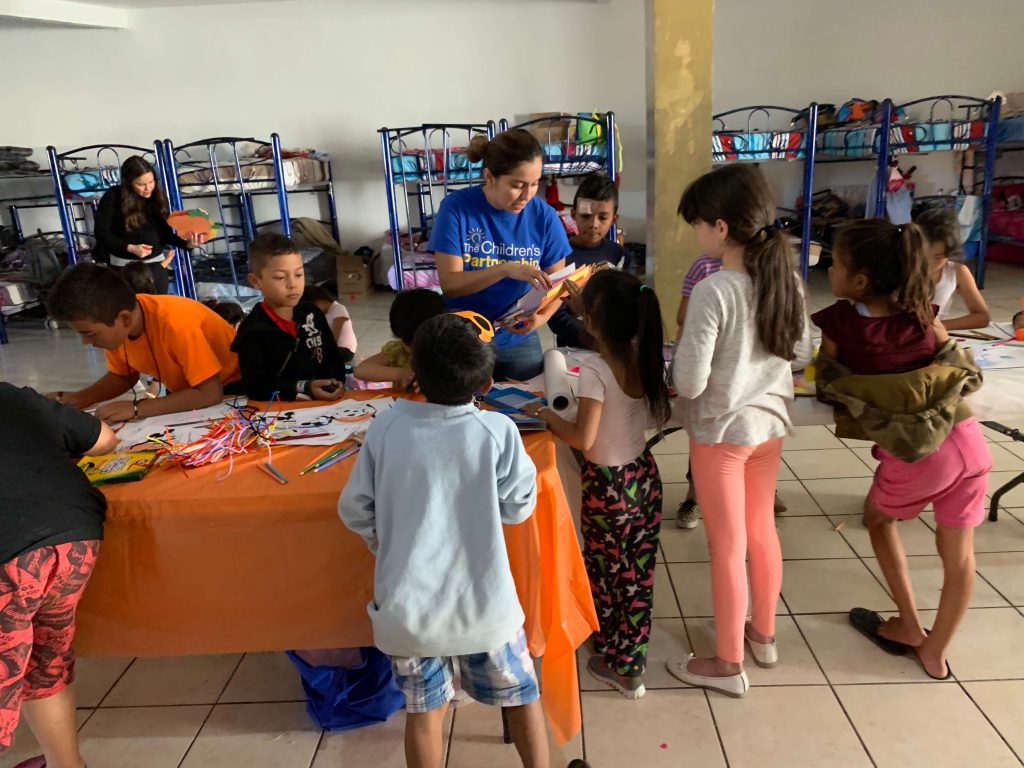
{"left": 115, "top": 261, "right": 169, "bottom": 294}
{"left": 493, "top": 334, "right": 543, "bottom": 382}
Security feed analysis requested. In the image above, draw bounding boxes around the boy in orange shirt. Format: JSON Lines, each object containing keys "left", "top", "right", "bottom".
{"left": 46, "top": 262, "right": 241, "bottom": 424}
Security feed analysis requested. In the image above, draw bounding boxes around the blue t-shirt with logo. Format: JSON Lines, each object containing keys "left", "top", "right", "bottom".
{"left": 430, "top": 186, "right": 572, "bottom": 348}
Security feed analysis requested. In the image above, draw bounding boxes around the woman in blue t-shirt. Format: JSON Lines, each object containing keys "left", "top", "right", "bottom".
{"left": 430, "top": 129, "right": 573, "bottom": 380}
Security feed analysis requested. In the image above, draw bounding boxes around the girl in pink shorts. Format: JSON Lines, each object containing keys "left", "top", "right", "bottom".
{"left": 812, "top": 218, "right": 991, "bottom": 681}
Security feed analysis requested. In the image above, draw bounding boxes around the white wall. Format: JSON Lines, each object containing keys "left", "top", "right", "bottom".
{"left": 5, "top": 0, "right": 1024, "bottom": 250}
{"left": 714, "top": 0, "right": 1024, "bottom": 204}
{"left": 0, "top": 0, "right": 647, "bottom": 249}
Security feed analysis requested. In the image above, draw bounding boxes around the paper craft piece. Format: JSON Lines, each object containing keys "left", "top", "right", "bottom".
{"left": 78, "top": 451, "right": 158, "bottom": 485}
{"left": 497, "top": 263, "right": 600, "bottom": 326}
{"left": 480, "top": 387, "right": 546, "bottom": 431}
{"left": 543, "top": 349, "right": 578, "bottom": 420}
{"left": 262, "top": 398, "right": 396, "bottom": 446}
{"left": 167, "top": 208, "right": 221, "bottom": 241}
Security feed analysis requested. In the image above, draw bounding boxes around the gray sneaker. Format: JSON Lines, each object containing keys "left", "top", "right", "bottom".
{"left": 676, "top": 499, "right": 700, "bottom": 529}
{"left": 586, "top": 655, "right": 645, "bottom": 699}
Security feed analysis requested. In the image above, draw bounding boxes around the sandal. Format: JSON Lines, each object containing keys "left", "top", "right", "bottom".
{"left": 915, "top": 630, "right": 953, "bottom": 680}
{"left": 848, "top": 607, "right": 911, "bottom": 656}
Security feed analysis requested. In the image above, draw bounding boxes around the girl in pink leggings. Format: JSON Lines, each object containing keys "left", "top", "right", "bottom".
{"left": 667, "top": 165, "right": 811, "bottom": 697}
{"left": 812, "top": 219, "right": 990, "bottom": 680}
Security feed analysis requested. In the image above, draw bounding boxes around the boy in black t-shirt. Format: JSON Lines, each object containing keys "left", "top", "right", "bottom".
{"left": 0, "top": 383, "right": 118, "bottom": 766}
{"left": 549, "top": 173, "right": 626, "bottom": 349}
{"left": 231, "top": 233, "right": 348, "bottom": 401}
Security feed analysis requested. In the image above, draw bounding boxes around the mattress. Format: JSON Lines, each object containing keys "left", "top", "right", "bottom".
{"left": 816, "top": 119, "right": 988, "bottom": 158}
{"left": 990, "top": 182, "right": 1024, "bottom": 242}
{"left": 712, "top": 130, "right": 806, "bottom": 162}
{"left": 390, "top": 141, "right": 609, "bottom": 182}
{"left": 998, "top": 115, "right": 1024, "bottom": 145}
{"left": 176, "top": 157, "right": 330, "bottom": 194}
{"left": 62, "top": 156, "right": 329, "bottom": 200}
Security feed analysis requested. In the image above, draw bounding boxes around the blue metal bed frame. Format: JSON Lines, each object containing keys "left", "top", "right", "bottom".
{"left": 46, "top": 142, "right": 165, "bottom": 265}
{"left": 380, "top": 113, "right": 620, "bottom": 291}
{"left": 379, "top": 122, "right": 497, "bottom": 291}
{"left": 0, "top": 169, "right": 63, "bottom": 244}
{"left": 161, "top": 133, "right": 340, "bottom": 300}
{"left": 500, "top": 112, "right": 620, "bottom": 244}
{"left": 710, "top": 104, "right": 819, "bottom": 280}
{"left": 875, "top": 94, "right": 1002, "bottom": 287}
{"left": 161, "top": 135, "right": 285, "bottom": 301}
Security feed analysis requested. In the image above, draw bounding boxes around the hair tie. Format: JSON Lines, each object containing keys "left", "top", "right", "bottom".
{"left": 896, "top": 224, "right": 905, "bottom": 234}
{"left": 639, "top": 284, "right": 652, "bottom": 294}
{"left": 759, "top": 219, "right": 785, "bottom": 238}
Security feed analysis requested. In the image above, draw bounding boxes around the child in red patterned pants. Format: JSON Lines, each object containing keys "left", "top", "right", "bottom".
{"left": 0, "top": 383, "right": 117, "bottom": 768}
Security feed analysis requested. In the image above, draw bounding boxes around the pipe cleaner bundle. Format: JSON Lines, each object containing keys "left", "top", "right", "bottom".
{"left": 156, "top": 401, "right": 281, "bottom": 478}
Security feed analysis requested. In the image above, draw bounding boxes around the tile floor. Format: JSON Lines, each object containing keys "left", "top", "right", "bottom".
{"left": 2, "top": 263, "right": 1024, "bottom": 767}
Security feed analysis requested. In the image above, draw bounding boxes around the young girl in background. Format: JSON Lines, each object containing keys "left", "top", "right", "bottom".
{"left": 354, "top": 288, "right": 446, "bottom": 388}
{"left": 303, "top": 284, "right": 357, "bottom": 362}
{"left": 812, "top": 220, "right": 990, "bottom": 680}
{"left": 668, "top": 165, "right": 811, "bottom": 697}
{"left": 525, "top": 269, "right": 670, "bottom": 699}
{"left": 914, "top": 207, "right": 990, "bottom": 330}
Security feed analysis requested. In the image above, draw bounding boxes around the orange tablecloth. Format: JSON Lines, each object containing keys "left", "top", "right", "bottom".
{"left": 75, "top": 400, "right": 598, "bottom": 744}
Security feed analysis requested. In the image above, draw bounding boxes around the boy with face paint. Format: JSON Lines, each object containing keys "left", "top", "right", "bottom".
{"left": 548, "top": 173, "right": 626, "bottom": 349}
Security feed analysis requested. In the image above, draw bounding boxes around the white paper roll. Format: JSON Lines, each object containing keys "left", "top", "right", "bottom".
{"left": 543, "top": 348, "right": 578, "bottom": 420}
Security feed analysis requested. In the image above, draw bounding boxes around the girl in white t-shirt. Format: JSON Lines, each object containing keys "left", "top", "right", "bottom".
{"left": 914, "top": 208, "right": 989, "bottom": 331}
{"left": 303, "top": 285, "right": 357, "bottom": 362}
{"left": 524, "top": 269, "right": 670, "bottom": 700}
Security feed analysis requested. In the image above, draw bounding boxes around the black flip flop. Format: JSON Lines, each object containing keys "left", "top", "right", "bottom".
{"left": 848, "top": 607, "right": 911, "bottom": 656}
{"left": 915, "top": 629, "right": 953, "bottom": 680}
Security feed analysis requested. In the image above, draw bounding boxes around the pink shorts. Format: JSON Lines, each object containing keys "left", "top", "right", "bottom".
{"left": 868, "top": 418, "right": 992, "bottom": 529}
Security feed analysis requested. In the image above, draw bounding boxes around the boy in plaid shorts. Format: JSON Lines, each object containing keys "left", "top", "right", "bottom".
{"left": 340, "top": 312, "right": 549, "bottom": 768}
{"left": 1, "top": 383, "right": 118, "bottom": 768}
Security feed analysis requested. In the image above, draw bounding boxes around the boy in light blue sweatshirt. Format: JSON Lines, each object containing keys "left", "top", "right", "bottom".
{"left": 339, "top": 312, "right": 549, "bottom": 768}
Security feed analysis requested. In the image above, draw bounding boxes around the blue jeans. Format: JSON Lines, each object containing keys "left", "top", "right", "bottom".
{"left": 494, "top": 333, "right": 543, "bottom": 381}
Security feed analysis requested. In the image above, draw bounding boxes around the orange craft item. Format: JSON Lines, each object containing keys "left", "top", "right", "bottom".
{"left": 167, "top": 208, "right": 218, "bottom": 241}
{"left": 74, "top": 392, "right": 597, "bottom": 745}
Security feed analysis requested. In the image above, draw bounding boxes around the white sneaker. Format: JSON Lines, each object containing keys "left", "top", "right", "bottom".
{"left": 665, "top": 654, "right": 749, "bottom": 698}
{"left": 744, "top": 625, "right": 778, "bottom": 668}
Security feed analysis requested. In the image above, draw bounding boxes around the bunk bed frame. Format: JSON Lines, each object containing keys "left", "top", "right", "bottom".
{"left": 379, "top": 122, "right": 497, "bottom": 291}
{"left": 876, "top": 94, "right": 1001, "bottom": 287}
{"left": 711, "top": 104, "right": 819, "bottom": 279}
{"left": 379, "top": 113, "right": 619, "bottom": 291}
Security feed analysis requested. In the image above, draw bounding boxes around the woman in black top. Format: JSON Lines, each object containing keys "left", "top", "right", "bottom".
{"left": 93, "top": 155, "right": 196, "bottom": 294}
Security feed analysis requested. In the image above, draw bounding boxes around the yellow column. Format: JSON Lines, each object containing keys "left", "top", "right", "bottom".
{"left": 647, "top": 0, "right": 713, "bottom": 333}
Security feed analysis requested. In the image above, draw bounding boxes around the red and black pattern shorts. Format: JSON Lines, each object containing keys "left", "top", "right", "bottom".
{"left": 0, "top": 540, "right": 99, "bottom": 750}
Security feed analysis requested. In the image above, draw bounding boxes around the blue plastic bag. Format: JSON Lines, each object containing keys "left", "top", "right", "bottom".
{"left": 286, "top": 648, "right": 404, "bottom": 731}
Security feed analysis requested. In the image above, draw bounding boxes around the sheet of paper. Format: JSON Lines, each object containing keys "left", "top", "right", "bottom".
{"left": 114, "top": 397, "right": 396, "bottom": 450}
{"left": 115, "top": 401, "right": 249, "bottom": 450}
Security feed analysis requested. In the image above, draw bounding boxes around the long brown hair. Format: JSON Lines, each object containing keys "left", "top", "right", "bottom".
{"left": 834, "top": 219, "right": 934, "bottom": 327}
{"left": 467, "top": 129, "right": 542, "bottom": 178}
{"left": 913, "top": 207, "right": 963, "bottom": 261}
{"left": 677, "top": 165, "right": 804, "bottom": 360}
{"left": 119, "top": 155, "right": 169, "bottom": 231}
{"left": 582, "top": 269, "right": 671, "bottom": 425}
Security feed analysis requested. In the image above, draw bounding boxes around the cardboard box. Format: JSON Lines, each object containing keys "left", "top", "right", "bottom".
{"left": 337, "top": 253, "right": 373, "bottom": 296}
{"left": 0, "top": 281, "right": 37, "bottom": 307}
{"left": 527, "top": 112, "right": 570, "bottom": 144}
